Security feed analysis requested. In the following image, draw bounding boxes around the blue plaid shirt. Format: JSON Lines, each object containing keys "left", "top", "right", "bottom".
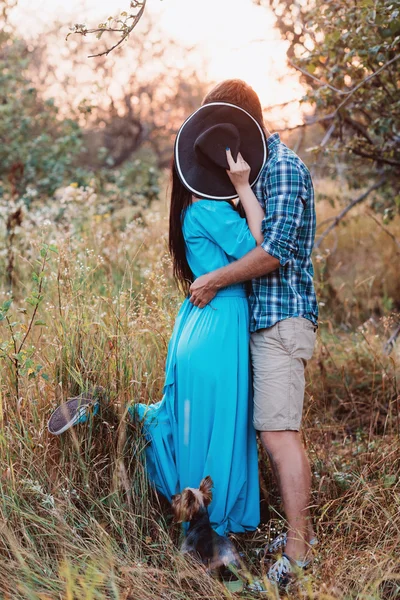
{"left": 249, "top": 133, "right": 318, "bottom": 332}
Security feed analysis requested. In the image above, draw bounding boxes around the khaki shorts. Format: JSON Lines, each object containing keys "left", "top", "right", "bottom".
{"left": 250, "top": 317, "right": 317, "bottom": 431}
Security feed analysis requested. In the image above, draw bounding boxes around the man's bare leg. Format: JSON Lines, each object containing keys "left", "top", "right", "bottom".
{"left": 260, "top": 430, "right": 315, "bottom": 561}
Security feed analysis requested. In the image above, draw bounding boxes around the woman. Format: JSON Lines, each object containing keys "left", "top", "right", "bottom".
{"left": 48, "top": 102, "right": 267, "bottom": 536}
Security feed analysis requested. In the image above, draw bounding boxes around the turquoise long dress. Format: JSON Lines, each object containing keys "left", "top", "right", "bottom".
{"left": 136, "top": 199, "right": 260, "bottom": 535}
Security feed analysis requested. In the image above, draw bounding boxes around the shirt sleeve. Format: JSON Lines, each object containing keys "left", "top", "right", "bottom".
{"left": 189, "top": 201, "right": 256, "bottom": 260}
{"left": 261, "top": 160, "right": 306, "bottom": 266}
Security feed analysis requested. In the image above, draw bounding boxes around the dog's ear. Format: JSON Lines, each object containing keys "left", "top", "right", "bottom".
{"left": 199, "top": 475, "right": 213, "bottom": 506}
{"left": 183, "top": 489, "right": 199, "bottom": 522}
{"left": 174, "top": 489, "right": 199, "bottom": 522}
{"left": 171, "top": 493, "right": 183, "bottom": 522}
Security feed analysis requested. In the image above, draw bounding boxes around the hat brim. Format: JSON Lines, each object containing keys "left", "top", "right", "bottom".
{"left": 174, "top": 102, "right": 267, "bottom": 200}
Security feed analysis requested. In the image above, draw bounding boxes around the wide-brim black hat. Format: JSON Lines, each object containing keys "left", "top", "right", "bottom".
{"left": 174, "top": 102, "right": 267, "bottom": 200}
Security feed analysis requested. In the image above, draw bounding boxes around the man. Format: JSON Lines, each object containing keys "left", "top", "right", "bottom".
{"left": 189, "top": 79, "right": 319, "bottom": 586}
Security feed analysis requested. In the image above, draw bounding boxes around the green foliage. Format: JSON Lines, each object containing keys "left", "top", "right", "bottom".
{"left": 262, "top": 0, "right": 400, "bottom": 213}
{"left": 96, "top": 156, "right": 161, "bottom": 210}
{"left": 0, "top": 31, "right": 85, "bottom": 205}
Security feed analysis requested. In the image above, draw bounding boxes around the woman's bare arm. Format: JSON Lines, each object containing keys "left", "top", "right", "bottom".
{"left": 226, "top": 149, "right": 264, "bottom": 245}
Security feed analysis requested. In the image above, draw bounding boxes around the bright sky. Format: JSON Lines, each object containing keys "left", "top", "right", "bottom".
{"left": 11, "top": 0, "right": 306, "bottom": 126}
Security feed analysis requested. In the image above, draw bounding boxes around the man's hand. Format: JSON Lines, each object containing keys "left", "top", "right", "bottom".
{"left": 189, "top": 273, "right": 218, "bottom": 308}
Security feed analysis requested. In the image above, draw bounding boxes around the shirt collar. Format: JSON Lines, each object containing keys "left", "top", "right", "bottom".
{"left": 267, "top": 132, "right": 281, "bottom": 153}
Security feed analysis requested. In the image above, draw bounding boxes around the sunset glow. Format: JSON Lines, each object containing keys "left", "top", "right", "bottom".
{"left": 12, "top": 0, "right": 306, "bottom": 126}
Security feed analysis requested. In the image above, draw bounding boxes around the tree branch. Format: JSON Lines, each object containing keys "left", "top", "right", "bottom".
{"left": 289, "top": 54, "right": 400, "bottom": 103}
{"left": 275, "top": 112, "right": 336, "bottom": 132}
{"left": 314, "top": 179, "right": 386, "bottom": 249}
{"left": 288, "top": 59, "right": 350, "bottom": 95}
{"left": 343, "top": 115, "right": 375, "bottom": 146}
{"left": 351, "top": 148, "right": 400, "bottom": 168}
{"left": 384, "top": 324, "right": 400, "bottom": 356}
{"left": 68, "top": 1, "right": 147, "bottom": 59}
{"left": 365, "top": 210, "right": 400, "bottom": 254}
{"left": 334, "top": 54, "right": 400, "bottom": 110}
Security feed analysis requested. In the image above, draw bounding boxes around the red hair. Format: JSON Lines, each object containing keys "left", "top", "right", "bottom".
{"left": 202, "top": 79, "right": 264, "bottom": 128}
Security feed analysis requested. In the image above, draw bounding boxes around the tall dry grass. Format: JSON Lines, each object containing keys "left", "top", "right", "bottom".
{"left": 0, "top": 179, "right": 399, "bottom": 599}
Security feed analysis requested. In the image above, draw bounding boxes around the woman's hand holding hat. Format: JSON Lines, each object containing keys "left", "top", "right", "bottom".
{"left": 225, "top": 148, "right": 251, "bottom": 194}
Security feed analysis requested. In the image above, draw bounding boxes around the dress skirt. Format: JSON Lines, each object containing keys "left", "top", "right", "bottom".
{"left": 136, "top": 285, "right": 260, "bottom": 535}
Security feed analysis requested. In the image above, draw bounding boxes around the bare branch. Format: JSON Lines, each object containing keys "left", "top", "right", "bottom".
{"left": 275, "top": 112, "right": 335, "bottom": 132}
{"left": 316, "top": 216, "right": 337, "bottom": 230}
{"left": 288, "top": 54, "right": 400, "bottom": 103}
{"left": 366, "top": 210, "right": 400, "bottom": 254}
{"left": 68, "top": 1, "right": 147, "bottom": 59}
{"left": 288, "top": 59, "right": 349, "bottom": 95}
{"left": 351, "top": 148, "right": 400, "bottom": 168}
{"left": 314, "top": 179, "right": 386, "bottom": 249}
{"left": 384, "top": 324, "right": 400, "bottom": 355}
{"left": 320, "top": 122, "right": 336, "bottom": 147}
{"left": 343, "top": 116, "right": 375, "bottom": 146}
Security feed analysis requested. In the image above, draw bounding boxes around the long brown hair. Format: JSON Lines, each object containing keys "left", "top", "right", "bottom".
{"left": 168, "top": 159, "right": 246, "bottom": 295}
{"left": 168, "top": 161, "right": 194, "bottom": 295}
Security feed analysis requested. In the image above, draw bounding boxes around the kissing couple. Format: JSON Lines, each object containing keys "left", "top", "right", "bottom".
{"left": 49, "top": 79, "right": 319, "bottom": 589}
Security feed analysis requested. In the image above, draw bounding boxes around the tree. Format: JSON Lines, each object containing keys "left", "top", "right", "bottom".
{"left": 32, "top": 18, "right": 209, "bottom": 169}
{"left": 258, "top": 0, "right": 400, "bottom": 220}
{"left": 0, "top": 2, "right": 87, "bottom": 290}
{"left": 83, "top": 37, "right": 208, "bottom": 169}
{"left": 0, "top": 32, "right": 84, "bottom": 205}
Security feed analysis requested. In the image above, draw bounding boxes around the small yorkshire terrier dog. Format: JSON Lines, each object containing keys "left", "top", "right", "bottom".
{"left": 172, "top": 476, "right": 242, "bottom": 574}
